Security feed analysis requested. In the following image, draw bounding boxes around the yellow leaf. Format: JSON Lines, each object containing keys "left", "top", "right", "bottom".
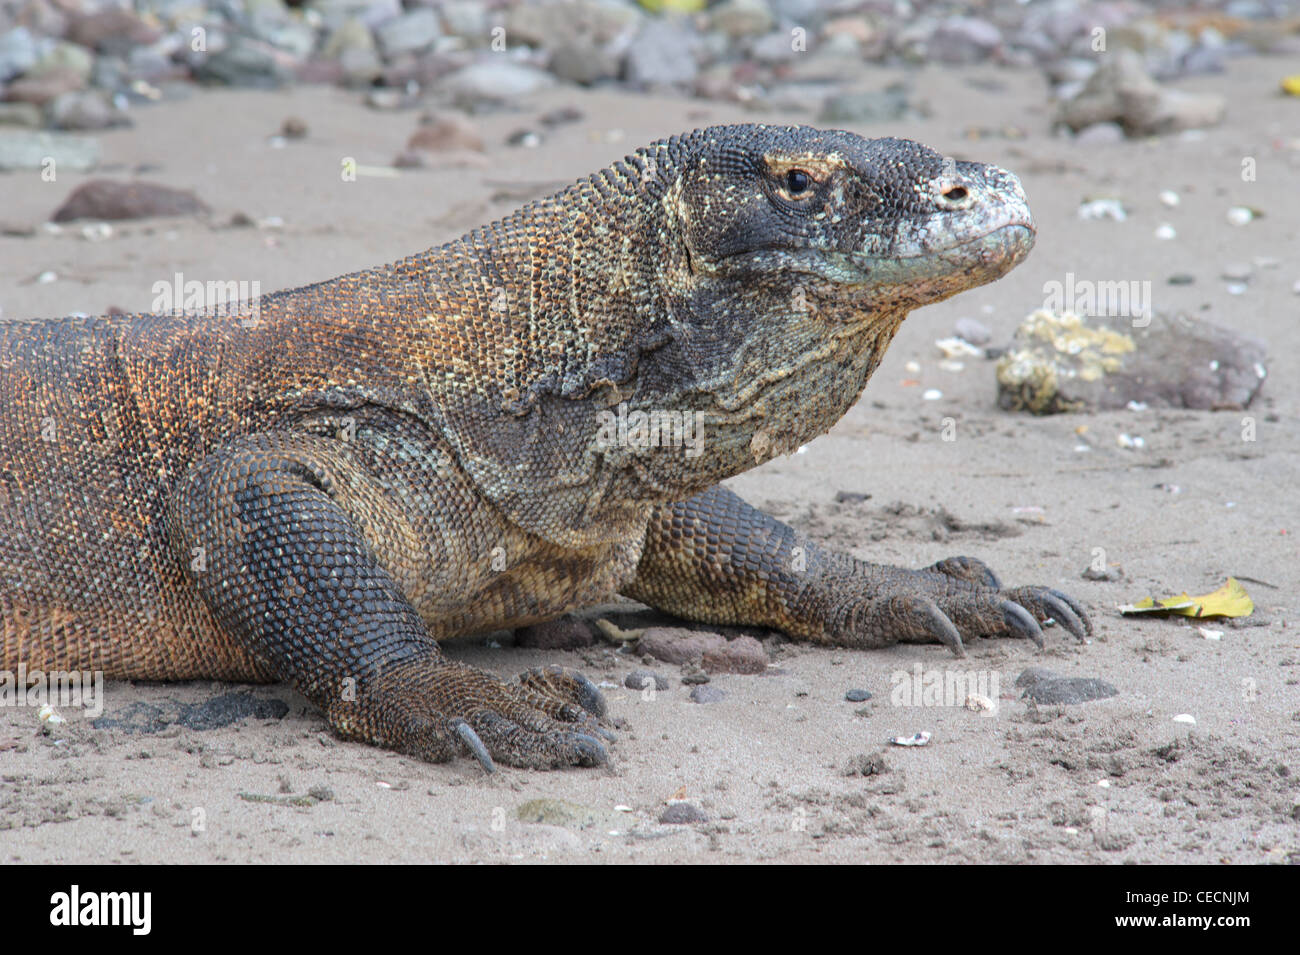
{"left": 1282, "top": 75, "right": 1300, "bottom": 96}
{"left": 1120, "top": 578, "right": 1253, "bottom": 618}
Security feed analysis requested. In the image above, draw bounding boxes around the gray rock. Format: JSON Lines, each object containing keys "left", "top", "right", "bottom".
{"left": 711, "top": 0, "right": 774, "bottom": 40}
{"left": 1016, "top": 668, "right": 1118, "bottom": 705}
{"left": 374, "top": 9, "right": 442, "bottom": 59}
{"left": 195, "top": 37, "right": 293, "bottom": 88}
{"left": 439, "top": 0, "right": 490, "bottom": 42}
{"left": 0, "top": 102, "right": 43, "bottom": 129}
{"left": 1073, "top": 121, "right": 1125, "bottom": 145}
{"left": 1057, "top": 49, "right": 1225, "bottom": 137}
{"left": 440, "top": 60, "right": 554, "bottom": 108}
{"left": 0, "top": 131, "right": 100, "bottom": 172}
{"left": 845, "top": 688, "right": 872, "bottom": 703}
{"left": 624, "top": 669, "right": 668, "bottom": 691}
{"left": 996, "top": 310, "right": 1269, "bottom": 414}
{"left": 659, "top": 802, "right": 707, "bottom": 824}
{"left": 47, "top": 90, "right": 130, "bottom": 130}
{"left": 928, "top": 17, "right": 1002, "bottom": 65}
{"left": 819, "top": 83, "right": 922, "bottom": 124}
{"left": 548, "top": 39, "right": 621, "bottom": 86}
{"left": 625, "top": 19, "right": 699, "bottom": 88}
{"left": 690, "top": 685, "right": 726, "bottom": 704}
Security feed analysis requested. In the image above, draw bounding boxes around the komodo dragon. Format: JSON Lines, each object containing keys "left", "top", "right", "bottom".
{"left": 0, "top": 124, "right": 1091, "bottom": 772}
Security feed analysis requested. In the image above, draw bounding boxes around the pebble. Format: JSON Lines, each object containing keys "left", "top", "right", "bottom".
{"left": 1225, "top": 206, "right": 1255, "bottom": 226}
{"left": 1158, "top": 190, "right": 1181, "bottom": 207}
{"left": 52, "top": 180, "right": 209, "bottom": 222}
{"left": 689, "top": 685, "right": 726, "bottom": 704}
{"left": 1154, "top": 224, "right": 1177, "bottom": 240}
{"left": 624, "top": 669, "right": 668, "bottom": 691}
{"left": 844, "top": 688, "right": 872, "bottom": 702}
{"left": 1077, "top": 198, "right": 1126, "bottom": 221}
{"left": 659, "top": 802, "right": 707, "bottom": 824}
{"left": 625, "top": 19, "right": 700, "bottom": 89}
{"left": 890, "top": 732, "right": 931, "bottom": 747}
{"left": 1167, "top": 273, "right": 1195, "bottom": 285}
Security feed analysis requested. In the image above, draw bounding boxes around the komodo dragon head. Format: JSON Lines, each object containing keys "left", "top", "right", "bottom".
{"left": 424, "top": 124, "right": 1034, "bottom": 545}
{"left": 595, "top": 124, "right": 1034, "bottom": 491}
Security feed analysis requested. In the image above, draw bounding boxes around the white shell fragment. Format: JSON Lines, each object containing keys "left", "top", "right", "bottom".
{"left": 890, "top": 732, "right": 931, "bottom": 747}
{"left": 37, "top": 704, "right": 65, "bottom": 725}
{"left": 1172, "top": 714, "right": 1197, "bottom": 725}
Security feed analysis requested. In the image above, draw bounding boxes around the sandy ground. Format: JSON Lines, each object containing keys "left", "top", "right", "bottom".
{"left": 0, "top": 55, "right": 1297, "bottom": 864}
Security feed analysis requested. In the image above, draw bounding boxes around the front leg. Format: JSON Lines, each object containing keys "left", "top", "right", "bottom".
{"left": 624, "top": 486, "right": 1091, "bottom": 657}
{"left": 167, "top": 432, "right": 611, "bottom": 770}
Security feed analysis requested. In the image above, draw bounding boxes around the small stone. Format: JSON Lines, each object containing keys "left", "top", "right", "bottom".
{"left": 845, "top": 688, "right": 872, "bottom": 702}
{"left": 1159, "top": 189, "right": 1180, "bottom": 207}
{"left": 624, "top": 669, "right": 668, "bottom": 691}
{"left": 710, "top": 0, "right": 774, "bottom": 40}
{"left": 514, "top": 616, "right": 595, "bottom": 650}
{"left": 374, "top": 9, "right": 442, "bottom": 60}
{"left": 658, "top": 802, "right": 707, "bottom": 824}
{"left": 307, "top": 785, "right": 334, "bottom": 802}
{"left": 1167, "top": 273, "right": 1195, "bottom": 285}
{"left": 625, "top": 19, "right": 699, "bottom": 89}
{"left": 281, "top": 117, "right": 308, "bottom": 139}
{"left": 1225, "top": 206, "right": 1254, "bottom": 226}
{"left": 689, "top": 685, "right": 726, "bottom": 704}
{"left": 953, "top": 316, "right": 991, "bottom": 346}
{"left": 440, "top": 61, "right": 554, "bottom": 110}
{"left": 47, "top": 90, "right": 129, "bottom": 131}
{"left": 1082, "top": 565, "right": 1115, "bottom": 581}
{"left": 1154, "top": 223, "right": 1177, "bottom": 240}
{"left": 405, "top": 112, "right": 484, "bottom": 153}
{"left": 1221, "top": 263, "right": 1253, "bottom": 282}
{"left": 52, "top": 180, "right": 208, "bottom": 222}
{"left": 701, "top": 634, "right": 767, "bottom": 675}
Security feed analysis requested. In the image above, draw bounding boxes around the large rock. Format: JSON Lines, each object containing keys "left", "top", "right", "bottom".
{"left": 1057, "top": 48, "right": 1225, "bottom": 137}
{"left": 52, "top": 180, "right": 209, "bottom": 222}
{"left": 374, "top": 8, "right": 442, "bottom": 59}
{"left": 996, "top": 310, "right": 1268, "bottom": 414}
{"left": 625, "top": 18, "right": 699, "bottom": 88}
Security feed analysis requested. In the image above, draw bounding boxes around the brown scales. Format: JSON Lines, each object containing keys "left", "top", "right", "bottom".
{"left": 0, "top": 124, "right": 1091, "bottom": 771}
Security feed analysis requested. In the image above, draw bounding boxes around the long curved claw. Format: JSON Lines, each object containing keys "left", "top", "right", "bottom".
{"left": 1048, "top": 588, "right": 1094, "bottom": 638}
{"left": 587, "top": 724, "right": 618, "bottom": 743}
{"left": 1001, "top": 600, "right": 1045, "bottom": 648}
{"left": 1041, "top": 592, "right": 1089, "bottom": 644}
{"left": 921, "top": 601, "right": 966, "bottom": 658}
{"left": 453, "top": 719, "right": 496, "bottom": 774}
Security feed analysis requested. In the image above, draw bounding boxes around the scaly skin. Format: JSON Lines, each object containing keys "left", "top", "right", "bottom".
{"left": 0, "top": 124, "right": 1090, "bottom": 771}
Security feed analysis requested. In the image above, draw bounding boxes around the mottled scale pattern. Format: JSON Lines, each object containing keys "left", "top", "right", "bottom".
{"left": 0, "top": 124, "right": 1090, "bottom": 769}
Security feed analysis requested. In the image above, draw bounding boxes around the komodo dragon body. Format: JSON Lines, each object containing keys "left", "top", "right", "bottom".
{"left": 1, "top": 124, "right": 1090, "bottom": 771}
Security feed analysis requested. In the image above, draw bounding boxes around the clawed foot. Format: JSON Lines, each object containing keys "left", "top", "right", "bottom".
{"left": 329, "top": 658, "right": 613, "bottom": 772}
{"left": 833, "top": 555, "right": 1093, "bottom": 657}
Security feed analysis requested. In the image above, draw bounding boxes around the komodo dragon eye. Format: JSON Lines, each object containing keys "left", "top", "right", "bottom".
{"left": 785, "top": 169, "right": 813, "bottom": 195}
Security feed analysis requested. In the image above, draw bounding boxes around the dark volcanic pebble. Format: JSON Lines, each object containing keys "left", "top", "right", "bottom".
{"left": 1016, "top": 667, "right": 1118, "bottom": 705}
{"left": 845, "top": 688, "right": 873, "bottom": 702}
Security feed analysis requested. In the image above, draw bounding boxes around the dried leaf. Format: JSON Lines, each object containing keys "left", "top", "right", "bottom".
{"left": 1119, "top": 577, "right": 1254, "bottom": 618}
